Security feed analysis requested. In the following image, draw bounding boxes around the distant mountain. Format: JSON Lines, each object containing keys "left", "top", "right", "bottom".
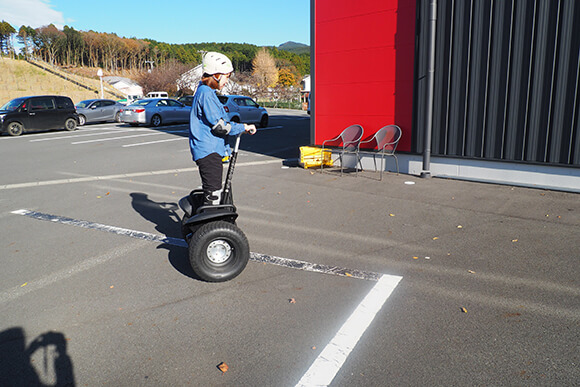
{"left": 278, "top": 41, "right": 310, "bottom": 55}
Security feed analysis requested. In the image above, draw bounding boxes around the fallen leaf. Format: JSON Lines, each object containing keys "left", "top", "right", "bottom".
{"left": 512, "top": 239, "right": 518, "bottom": 242}
{"left": 389, "top": 213, "right": 395, "bottom": 217}
{"left": 110, "top": 285, "right": 114, "bottom": 289}
{"left": 457, "top": 225, "right": 463, "bottom": 229}
{"left": 345, "top": 272, "right": 353, "bottom": 277}
{"left": 105, "top": 192, "right": 110, "bottom": 196}
{"left": 468, "top": 270, "right": 476, "bottom": 274}
{"left": 432, "top": 237, "right": 439, "bottom": 240}
{"left": 413, "top": 256, "right": 419, "bottom": 260}
{"left": 461, "top": 307, "right": 468, "bottom": 313}
{"left": 217, "top": 362, "right": 229, "bottom": 373}
{"left": 96, "top": 196, "right": 102, "bottom": 199}
{"left": 21, "top": 282, "right": 28, "bottom": 287}
{"left": 312, "top": 346, "right": 316, "bottom": 350}
{"left": 289, "top": 298, "right": 296, "bottom": 304}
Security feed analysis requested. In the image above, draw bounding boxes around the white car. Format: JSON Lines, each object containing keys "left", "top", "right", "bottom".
{"left": 75, "top": 99, "right": 124, "bottom": 125}
{"left": 218, "top": 95, "right": 269, "bottom": 128}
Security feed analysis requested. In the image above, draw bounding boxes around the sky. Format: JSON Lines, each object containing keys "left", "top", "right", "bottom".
{"left": 0, "top": 0, "right": 311, "bottom": 47}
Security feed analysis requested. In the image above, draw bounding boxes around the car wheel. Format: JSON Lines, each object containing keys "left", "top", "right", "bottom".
{"left": 188, "top": 221, "right": 250, "bottom": 282}
{"left": 7, "top": 122, "right": 23, "bottom": 136}
{"left": 78, "top": 115, "right": 86, "bottom": 126}
{"left": 114, "top": 111, "right": 121, "bottom": 123}
{"left": 151, "top": 114, "right": 162, "bottom": 127}
{"left": 260, "top": 115, "right": 269, "bottom": 128}
{"left": 65, "top": 118, "right": 77, "bottom": 131}
{"left": 231, "top": 116, "right": 240, "bottom": 123}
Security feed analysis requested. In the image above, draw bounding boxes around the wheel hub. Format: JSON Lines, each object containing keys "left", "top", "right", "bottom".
{"left": 206, "top": 239, "right": 232, "bottom": 264}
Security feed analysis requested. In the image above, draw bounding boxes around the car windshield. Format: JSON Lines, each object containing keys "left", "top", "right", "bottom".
{"left": 75, "top": 100, "right": 92, "bottom": 108}
{"left": 1, "top": 97, "right": 26, "bottom": 111}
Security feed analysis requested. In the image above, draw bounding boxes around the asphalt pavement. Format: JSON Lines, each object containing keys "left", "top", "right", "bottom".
{"left": 1, "top": 109, "right": 579, "bottom": 386}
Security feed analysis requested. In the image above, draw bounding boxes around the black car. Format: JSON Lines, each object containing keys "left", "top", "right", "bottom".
{"left": 177, "top": 95, "right": 194, "bottom": 106}
{"left": 0, "top": 95, "right": 79, "bottom": 136}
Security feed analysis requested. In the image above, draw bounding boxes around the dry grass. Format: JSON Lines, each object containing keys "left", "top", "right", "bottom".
{"left": 0, "top": 58, "right": 123, "bottom": 105}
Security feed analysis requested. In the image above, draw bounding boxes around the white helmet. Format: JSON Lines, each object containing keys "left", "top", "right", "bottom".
{"left": 202, "top": 52, "right": 234, "bottom": 75}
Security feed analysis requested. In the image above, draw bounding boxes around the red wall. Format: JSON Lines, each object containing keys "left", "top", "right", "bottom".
{"left": 314, "top": 0, "right": 416, "bottom": 152}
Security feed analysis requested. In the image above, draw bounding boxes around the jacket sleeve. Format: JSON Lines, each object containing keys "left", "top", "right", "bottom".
{"left": 202, "top": 93, "right": 245, "bottom": 136}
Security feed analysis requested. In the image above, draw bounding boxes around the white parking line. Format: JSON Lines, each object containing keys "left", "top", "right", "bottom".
{"left": 71, "top": 130, "right": 184, "bottom": 144}
{"left": 29, "top": 129, "right": 148, "bottom": 142}
{"left": 10, "top": 208, "right": 403, "bottom": 386}
{"left": 123, "top": 137, "right": 188, "bottom": 147}
{"left": 296, "top": 274, "right": 402, "bottom": 387}
{"left": 0, "top": 159, "right": 282, "bottom": 190}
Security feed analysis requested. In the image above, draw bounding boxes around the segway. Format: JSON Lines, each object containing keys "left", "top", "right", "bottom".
{"left": 179, "top": 133, "right": 250, "bottom": 282}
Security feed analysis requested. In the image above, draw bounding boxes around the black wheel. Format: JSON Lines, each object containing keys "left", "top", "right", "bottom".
{"left": 231, "top": 116, "right": 240, "bottom": 123}
{"left": 65, "top": 118, "right": 77, "bottom": 131}
{"left": 188, "top": 221, "right": 249, "bottom": 282}
{"left": 151, "top": 114, "right": 162, "bottom": 127}
{"left": 78, "top": 115, "right": 86, "bottom": 126}
{"left": 7, "top": 122, "right": 23, "bottom": 136}
{"left": 114, "top": 111, "right": 121, "bottom": 123}
{"left": 260, "top": 115, "right": 268, "bottom": 128}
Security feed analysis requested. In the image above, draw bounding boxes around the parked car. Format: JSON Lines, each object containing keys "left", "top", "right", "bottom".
{"left": 177, "top": 95, "right": 193, "bottom": 106}
{"left": 75, "top": 99, "right": 125, "bottom": 125}
{"left": 0, "top": 95, "right": 78, "bottom": 136}
{"left": 217, "top": 95, "right": 269, "bottom": 127}
{"left": 146, "top": 91, "right": 168, "bottom": 99}
{"left": 119, "top": 98, "right": 190, "bottom": 127}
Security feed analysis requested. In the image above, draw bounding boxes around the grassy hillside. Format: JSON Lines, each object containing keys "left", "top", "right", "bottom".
{"left": 0, "top": 58, "right": 122, "bottom": 105}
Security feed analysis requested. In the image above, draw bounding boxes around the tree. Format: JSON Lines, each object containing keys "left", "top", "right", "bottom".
{"left": 137, "top": 59, "right": 190, "bottom": 95}
{"left": 34, "top": 24, "right": 64, "bottom": 64}
{"left": 0, "top": 21, "right": 16, "bottom": 56}
{"left": 277, "top": 68, "right": 296, "bottom": 87}
{"left": 252, "top": 47, "right": 278, "bottom": 88}
{"left": 17, "top": 26, "right": 35, "bottom": 59}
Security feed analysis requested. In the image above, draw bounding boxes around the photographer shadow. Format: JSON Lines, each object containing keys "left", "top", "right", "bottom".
{"left": 129, "top": 192, "right": 198, "bottom": 279}
{"left": 0, "top": 328, "right": 75, "bottom": 386}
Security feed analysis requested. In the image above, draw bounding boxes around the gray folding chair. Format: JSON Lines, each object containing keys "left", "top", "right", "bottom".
{"left": 321, "top": 124, "right": 364, "bottom": 176}
{"left": 358, "top": 124, "right": 401, "bottom": 180}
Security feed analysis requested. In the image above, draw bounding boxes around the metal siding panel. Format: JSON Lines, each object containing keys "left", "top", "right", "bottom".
{"left": 485, "top": 0, "right": 514, "bottom": 159}
{"left": 413, "top": 0, "right": 579, "bottom": 167}
{"left": 549, "top": 0, "right": 571, "bottom": 163}
{"left": 526, "top": 0, "right": 557, "bottom": 162}
{"left": 447, "top": 0, "right": 471, "bottom": 156}
{"left": 465, "top": 0, "right": 491, "bottom": 157}
{"left": 504, "top": 0, "right": 535, "bottom": 161}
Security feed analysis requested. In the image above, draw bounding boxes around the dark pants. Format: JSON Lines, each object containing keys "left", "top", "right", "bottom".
{"left": 195, "top": 153, "right": 223, "bottom": 202}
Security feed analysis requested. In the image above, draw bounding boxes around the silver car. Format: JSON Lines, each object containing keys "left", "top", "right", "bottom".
{"left": 75, "top": 99, "right": 125, "bottom": 125}
{"left": 120, "top": 98, "right": 190, "bottom": 127}
{"left": 217, "top": 95, "right": 269, "bottom": 127}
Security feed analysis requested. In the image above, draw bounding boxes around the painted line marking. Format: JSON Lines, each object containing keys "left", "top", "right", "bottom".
{"left": 29, "top": 129, "right": 148, "bottom": 142}
{"left": 0, "top": 159, "right": 281, "bottom": 190}
{"left": 11, "top": 209, "right": 403, "bottom": 385}
{"left": 71, "top": 130, "right": 184, "bottom": 144}
{"left": 10, "top": 209, "right": 384, "bottom": 282}
{"left": 123, "top": 137, "right": 188, "bottom": 147}
{"left": 296, "top": 274, "right": 402, "bottom": 387}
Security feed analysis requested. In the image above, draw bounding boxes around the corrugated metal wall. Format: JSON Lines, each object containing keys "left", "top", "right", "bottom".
{"left": 414, "top": 0, "right": 580, "bottom": 166}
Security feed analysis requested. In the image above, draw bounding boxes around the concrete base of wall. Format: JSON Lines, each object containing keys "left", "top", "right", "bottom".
{"left": 348, "top": 153, "right": 580, "bottom": 193}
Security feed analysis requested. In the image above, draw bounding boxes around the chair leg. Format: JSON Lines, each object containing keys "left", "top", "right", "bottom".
{"left": 380, "top": 153, "right": 385, "bottom": 181}
{"left": 394, "top": 155, "right": 399, "bottom": 175}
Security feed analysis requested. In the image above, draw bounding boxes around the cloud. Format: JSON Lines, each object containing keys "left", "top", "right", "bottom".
{"left": 0, "top": 0, "right": 65, "bottom": 29}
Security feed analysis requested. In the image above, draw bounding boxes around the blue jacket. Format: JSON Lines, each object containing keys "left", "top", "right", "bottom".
{"left": 189, "top": 83, "right": 245, "bottom": 161}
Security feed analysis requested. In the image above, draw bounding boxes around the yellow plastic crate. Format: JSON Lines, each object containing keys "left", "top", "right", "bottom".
{"left": 299, "top": 146, "right": 333, "bottom": 169}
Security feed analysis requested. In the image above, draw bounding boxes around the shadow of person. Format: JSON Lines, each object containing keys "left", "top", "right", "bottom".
{"left": 0, "top": 328, "right": 75, "bottom": 386}
{"left": 130, "top": 192, "right": 198, "bottom": 279}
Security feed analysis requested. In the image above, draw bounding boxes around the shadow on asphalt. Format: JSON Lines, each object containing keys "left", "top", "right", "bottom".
{"left": 0, "top": 328, "right": 75, "bottom": 386}
{"left": 129, "top": 192, "right": 201, "bottom": 281}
